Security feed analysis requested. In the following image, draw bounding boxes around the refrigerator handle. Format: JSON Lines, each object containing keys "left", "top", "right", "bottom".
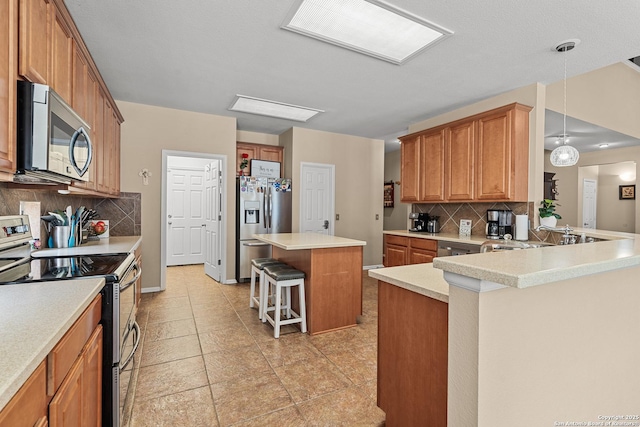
{"left": 262, "top": 190, "right": 268, "bottom": 228}
{"left": 268, "top": 188, "right": 273, "bottom": 229}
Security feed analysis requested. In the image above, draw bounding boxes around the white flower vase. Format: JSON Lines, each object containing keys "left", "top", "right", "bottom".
{"left": 539, "top": 216, "right": 558, "bottom": 228}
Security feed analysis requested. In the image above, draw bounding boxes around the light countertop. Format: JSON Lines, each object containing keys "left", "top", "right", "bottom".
{"left": 433, "top": 232, "right": 640, "bottom": 289}
{"left": 32, "top": 236, "right": 142, "bottom": 258}
{"left": 253, "top": 233, "right": 366, "bottom": 250}
{"left": 368, "top": 263, "right": 449, "bottom": 303}
{"left": 0, "top": 278, "right": 105, "bottom": 411}
{"left": 383, "top": 230, "right": 487, "bottom": 245}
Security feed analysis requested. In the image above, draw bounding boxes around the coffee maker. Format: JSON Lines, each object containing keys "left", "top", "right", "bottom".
{"left": 409, "top": 212, "right": 429, "bottom": 232}
{"left": 486, "top": 209, "right": 514, "bottom": 239}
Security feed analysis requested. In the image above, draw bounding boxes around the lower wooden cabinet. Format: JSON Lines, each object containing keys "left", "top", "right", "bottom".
{"left": 384, "top": 235, "right": 437, "bottom": 267}
{"left": 377, "top": 281, "right": 448, "bottom": 426}
{"left": 0, "top": 294, "right": 103, "bottom": 427}
{"left": 0, "top": 361, "right": 48, "bottom": 427}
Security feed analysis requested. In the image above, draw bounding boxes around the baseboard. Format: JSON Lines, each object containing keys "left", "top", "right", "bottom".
{"left": 222, "top": 279, "right": 238, "bottom": 285}
{"left": 363, "top": 264, "right": 384, "bottom": 270}
{"left": 141, "top": 286, "right": 162, "bottom": 293}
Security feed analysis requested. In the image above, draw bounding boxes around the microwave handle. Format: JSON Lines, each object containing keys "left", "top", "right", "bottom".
{"left": 69, "top": 126, "right": 93, "bottom": 177}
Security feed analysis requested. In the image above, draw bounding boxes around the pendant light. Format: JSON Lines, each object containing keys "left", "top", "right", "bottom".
{"left": 550, "top": 41, "right": 580, "bottom": 167}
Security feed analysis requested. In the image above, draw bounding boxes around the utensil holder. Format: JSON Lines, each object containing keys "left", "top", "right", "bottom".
{"left": 52, "top": 226, "right": 70, "bottom": 248}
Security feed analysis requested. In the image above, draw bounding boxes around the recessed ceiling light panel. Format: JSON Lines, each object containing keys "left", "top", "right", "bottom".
{"left": 229, "top": 95, "right": 324, "bottom": 122}
{"left": 282, "top": 0, "right": 452, "bottom": 65}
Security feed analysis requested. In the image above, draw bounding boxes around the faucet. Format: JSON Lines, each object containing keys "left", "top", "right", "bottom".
{"left": 535, "top": 224, "right": 575, "bottom": 244}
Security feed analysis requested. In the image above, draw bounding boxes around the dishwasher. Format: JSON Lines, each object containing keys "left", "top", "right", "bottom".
{"left": 437, "top": 241, "right": 481, "bottom": 257}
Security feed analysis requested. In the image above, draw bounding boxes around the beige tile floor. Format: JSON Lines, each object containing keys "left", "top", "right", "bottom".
{"left": 127, "top": 265, "right": 385, "bottom": 427}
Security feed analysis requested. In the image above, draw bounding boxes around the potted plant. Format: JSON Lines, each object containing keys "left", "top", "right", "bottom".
{"left": 239, "top": 153, "right": 249, "bottom": 176}
{"left": 539, "top": 199, "right": 561, "bottom": 227}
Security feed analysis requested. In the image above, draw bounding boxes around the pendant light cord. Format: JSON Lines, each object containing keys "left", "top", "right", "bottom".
{"left": 563, "top": 51, "right": 567, "bottom": 146}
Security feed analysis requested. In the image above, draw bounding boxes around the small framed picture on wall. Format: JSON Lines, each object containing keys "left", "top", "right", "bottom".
{"left": 619, "top": 184, "right": 635, "bottom": 200}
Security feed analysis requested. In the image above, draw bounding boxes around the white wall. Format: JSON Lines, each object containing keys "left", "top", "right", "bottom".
{"left": 282, "top": 127, "right": 385, "bottom": 266}
{"left": 383, "top": 149, "right": 410, "bottom": 230}
{"left": 117, "top": 101, "right": 237, "bottom": 289}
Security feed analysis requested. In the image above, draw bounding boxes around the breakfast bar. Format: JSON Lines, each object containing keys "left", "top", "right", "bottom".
{"left": 253, "top": 233, "right": 366, "bottom": 335}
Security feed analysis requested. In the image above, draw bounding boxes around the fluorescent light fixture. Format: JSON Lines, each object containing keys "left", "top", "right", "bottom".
{"left": 282, "top": 0, "right": 452, "bottom": 65}
{"left": 229, "top": 95, "right": 324, "bottom": 122}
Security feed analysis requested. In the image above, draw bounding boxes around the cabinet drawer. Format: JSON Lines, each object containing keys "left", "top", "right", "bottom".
{"left": 47, "top": 294, "right": 102, "bottom": 394}
{"left": 0, "top": 360, "right": 48, "bottom": 427}
{"left": 410, "top": 238, "right": 438, "bottom": 251}
{"left": 385, "top": 235, "right": 410, "bottom": 247}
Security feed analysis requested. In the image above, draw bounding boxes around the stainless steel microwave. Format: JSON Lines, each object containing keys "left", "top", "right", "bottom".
{"left": 16, "top": 81, "right": 93, "bottom": 184}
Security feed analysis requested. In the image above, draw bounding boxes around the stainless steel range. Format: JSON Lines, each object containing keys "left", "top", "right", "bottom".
{"left": 0, "top": 215, "right": 140, "bottom": 427}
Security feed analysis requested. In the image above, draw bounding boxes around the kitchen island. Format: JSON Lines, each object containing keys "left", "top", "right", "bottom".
{"left": 253, "top": 233, "right": 366, "bottom": 335}
{"left": 371, "top": 228, "right": 640, "bottom": 426}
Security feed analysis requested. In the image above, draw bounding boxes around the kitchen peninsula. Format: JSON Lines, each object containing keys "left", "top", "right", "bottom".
{"left": 253, "top": 233, "right": 366, "bottom": 335}
{"left": 370, "top": 229, "right": 640, "bottom": 426}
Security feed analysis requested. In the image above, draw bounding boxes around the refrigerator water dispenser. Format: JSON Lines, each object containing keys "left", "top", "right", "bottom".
{"left": 244, "top": 201, "right": 260, "bottom": 224}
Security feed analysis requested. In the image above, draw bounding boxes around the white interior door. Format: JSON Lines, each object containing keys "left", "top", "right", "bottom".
{"left": 300, "top": 163, "right": 335, "bottom": 235}
{"left": 166, "top": 167, "right": 205, "bottom": 265}
{"left": 204, "top": 160, "right": 222, "bottom": 281}
{"left": 582, "top": 179, "right": 597, "bottom": 229}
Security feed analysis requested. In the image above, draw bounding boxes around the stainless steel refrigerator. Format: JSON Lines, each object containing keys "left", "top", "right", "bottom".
{"left": 236, "top": 176, "right": 292, "bottom": 282}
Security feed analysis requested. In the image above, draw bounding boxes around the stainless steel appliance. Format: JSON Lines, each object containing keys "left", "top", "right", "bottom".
{"left": 409, "top": 212, "right": 428, "bottom": 232}
{"left": 16, "top": 81, "right": 93, "bottom": 184}
{"left": 426, "top": 216, "right": 440, "bottom": 233}
{"left": 236, "top": 176, "right": 292, "bottom": 282}
{"left": 437, "top": 241, "right": 481, "bottom": 256}
{"left": 0, "top": 215, "right": 140, "bottom": 427}
{"left": 486, "top": 209, "right": 514, "bottom": 239}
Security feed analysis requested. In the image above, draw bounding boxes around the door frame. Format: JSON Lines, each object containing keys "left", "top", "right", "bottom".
{"left": 161, "top": 150, "right": 227, "bottom": 291}
{"left": 582, "top": 178, "right": 598, "bottom": 229}
{"left": 299, "top": 162, "right": 335, "bottom": 235}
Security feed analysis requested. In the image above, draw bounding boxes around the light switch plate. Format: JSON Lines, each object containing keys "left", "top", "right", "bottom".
{"left": 459, "top": 219, "right": 472, "bottom": 237}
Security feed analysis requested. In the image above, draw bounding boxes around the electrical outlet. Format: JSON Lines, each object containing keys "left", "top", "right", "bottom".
{"left": 375, "top": 214, "right": 379, "bottom": 220}
{"left": 336, "top": 214, "right": 340, "bottom": 220}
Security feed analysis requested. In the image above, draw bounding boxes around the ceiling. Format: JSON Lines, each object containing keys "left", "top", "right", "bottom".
{"left": 64, "top": 1, "right": 640, "bottom": 153}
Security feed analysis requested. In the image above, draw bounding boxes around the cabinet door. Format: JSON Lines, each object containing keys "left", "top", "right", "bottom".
{"left": 19, "top": 0, "right": 52, "bottom": 84}
{"left": 258, "top": 146, "right": 284, "bottom": 176}
{"left": 0, "top": 0, "right": 17, "bottom": 175}
{"left": 0, "top": 360, "right": 48, "bottom": 427}
{"left": 476, "top": 109, "right": 511, "bottom": 200}
{"left": 81, "top": 326, "right": 103, "bottom": 427}
{"left": 385, "top": 244, "right": 408, "bottom": 267}
{"left": 446, "top": 120, "right": 475, "bottom": 201}
{"left": 94, "top": 89, "right": 106, "bottom": 193}
{"left": 400, "top": 135, "right": 420, "bottom": 202}
{"left": 419, "top": 129, "right": 446, "bottom": 202}
{"left": 51, "top": 7, "right": 73, "bottom": 103}
{"left": 71, "top": 42, "right": 87, "bottom": 121}
{"left": 49, "top": 356, "right": 83, "bottom": 427}
{"left": 112, "top": 115, "right": 121, "bottom": 195}
{"left": 408, "top": 248, "right": 435, "bottom": 264}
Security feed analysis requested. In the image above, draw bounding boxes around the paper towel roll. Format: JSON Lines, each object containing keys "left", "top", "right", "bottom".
{"left": 515, "top": 215, "right": 529, "bottom": 241}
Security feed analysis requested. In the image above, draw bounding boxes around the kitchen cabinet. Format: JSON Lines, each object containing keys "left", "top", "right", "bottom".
{"left": 399, "top": 135, "right": 420, "bottom": 202}
{"left": 446, "top": 120, "right": 475, "bottom": 200}
{"left": 400, "top": 103, "right": 531, "bottom": 203}
{"left": 236, "top": 142, "right": 284, "bottom": 177}
{"left": 16, "top": 0, "right": 124, "bottom": 197}
{"left": 51, "top": 7, "right": 73, "bottom": 104}
{"left": 475, "top": 104, "right": 530, "bottom": 201}
{"left": 0, "top": 294, "right": 102, "bottom": 427}
{"left": 384, "top": 235, "right": 437, "bottom": 267}
{"left": 0, "top": 0, "right": 18, "bottom": 180}
{"left": 0, "top": 361, "right": 48, "bottom": 427}
{"left": 19, "top": 0, "right": 52, "bottom": 85}
{"left": 377, "top": 280, "right": 448, "bottom": 426}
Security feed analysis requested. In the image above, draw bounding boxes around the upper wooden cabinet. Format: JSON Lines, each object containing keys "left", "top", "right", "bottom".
{"left": 0, "top": 0, "right": 18, "bottom": 179}
{"left": 19, "top": 0, "right": 52, "bottom": 85}
{"left": 16, "top": 0, "right": 124, "bottom": 197}
{"left": 236, "top": 142, "right": 284, "bottom": 177}
{"left": 400, "top": 103, "right": 532, "bottom": 203}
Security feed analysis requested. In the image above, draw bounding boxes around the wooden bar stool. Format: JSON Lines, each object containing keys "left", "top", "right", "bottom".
{"left": 262, "top": 265, "right": 307, "bottom": 338}
{"left": 250, "top": 258, "right": 286, "bottom": 320}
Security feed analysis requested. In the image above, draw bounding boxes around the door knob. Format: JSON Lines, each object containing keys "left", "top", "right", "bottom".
{"left": 323, "top": 220, "right": 329, "bottom": 229}
{"left": 168, "top": 222, "right": 172, "bottom": 225}
{"left": 168, "top": 214, "right": 172, "bottom": 218}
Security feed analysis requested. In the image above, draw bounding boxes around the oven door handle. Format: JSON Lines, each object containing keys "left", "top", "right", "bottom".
{"left": 120, "top": 321, "right": 140, "bottom": 372}
{"left": 0, "top": 256, "right": 31, "bottom": 274}
{"left": 119, "top": 262, "right": 141, "bottom": 293}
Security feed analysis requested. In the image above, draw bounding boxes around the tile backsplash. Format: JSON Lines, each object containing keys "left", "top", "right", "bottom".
{"left": 413, "top": 201, "right": 536, "bottom": 240}
{"left": 0, "top": 186, "right": 141, "bottom": 237}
